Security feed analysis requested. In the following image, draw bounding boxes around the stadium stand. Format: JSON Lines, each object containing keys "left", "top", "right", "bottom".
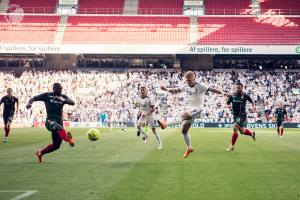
{"left": 0, "top": 15, "right": 60, "bottom": 43}
{"left": 7, "top": 0, "right": 58, "bottom": 13}
{"left": 1, "top": 70, "right": 299, "bottom": 124}
{"left": 260, "top": 0, "right": 300, "bottom": 15}
{"left": 78, "top": 0, "right": 125, "bottom": 14}
{"left": 204, "top": 0, "right": 252, "bottom": 15}
{"left": 138, "top": 0, "right": 184, "bottom": 15}
{"left": 198, "top": 16, "right": 300, "bottom": 45}
{"left": 63, "top": 16, "right": 190, "bottom": 44}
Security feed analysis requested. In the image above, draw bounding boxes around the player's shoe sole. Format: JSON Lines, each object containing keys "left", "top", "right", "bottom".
{"left": 35, "top": 150, "right": 43, "bottom": 163}
{"left": 67, "top": 132, "right": 75, "bottom": 147}
{"left": 183, "top": 147, "right": 194, "bottom": 158}
{"left": 158, "top": 119, "right": 167, "bottom": 129}
{"left": 252, "top": 132, "right": 256, "bottom": 142}
{"left": 226, "top": 147, "right": 234, "bottom": 152}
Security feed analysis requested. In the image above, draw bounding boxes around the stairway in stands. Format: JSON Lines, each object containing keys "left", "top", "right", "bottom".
{"left": 0, "top": 0, "right": 10, "bottom": 13}
{"left": 123, "top": 0, "right": 139, "bottom": 14}
{"left": 189, "top": 16, "right": 198, "bottom": 44}
{"left": 54, "top": 15, "right": 68, "bottom": 44}
{"left": 251, "top": 0, "right": 260, "bottom": 15}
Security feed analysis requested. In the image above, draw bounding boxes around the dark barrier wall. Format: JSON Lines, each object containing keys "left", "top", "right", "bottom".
{"left": 187, "top": 123, "right": 300, "bottom": 128}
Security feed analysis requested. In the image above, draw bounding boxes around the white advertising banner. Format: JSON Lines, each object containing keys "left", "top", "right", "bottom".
{"left": 0, "top": 44, "right": 299, "bottom": 54}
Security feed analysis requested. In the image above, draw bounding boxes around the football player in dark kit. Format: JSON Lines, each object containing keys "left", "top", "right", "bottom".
{"left": 26, "top": 83, "right": 75, "bottom": 163}
{"left": 273, "top": 102, "right": 287, "bottom": 137}
{"left": 226, "top": 82, "right": 256, "bottom": 152}
{"left": 0, "top": 88, "right": 19, "bottom": 143}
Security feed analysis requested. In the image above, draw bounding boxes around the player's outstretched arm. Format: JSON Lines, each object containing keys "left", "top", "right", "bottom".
{"left": 26, "top": 97, "right": 35, "bottom": 109}
{"left": 160, "top": 86, "right": 181, "bottom": 94}
{"left": 63, "top": 96, "right": 75, "bottom": 106}
{"left": 247, "top": 95, "right": 256, "bottom": 112}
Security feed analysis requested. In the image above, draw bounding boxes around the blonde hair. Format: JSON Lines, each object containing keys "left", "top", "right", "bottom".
{"left": 185, "top": 71, "right": 195, "bottom": 78}
{"left": 6, "top": 88, "right": 12, "bottom": 92}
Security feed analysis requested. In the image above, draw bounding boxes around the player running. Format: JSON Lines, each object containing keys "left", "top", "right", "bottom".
{"left": 273, "top": 102, "right": 287, "bottom": 137}
{"left": 137, "top": 86, "right": 162, "bottom": 150}
{"left": 226, "top": 82, "right": 256, "bottom": 152}
{"left": 26, "top": 83, "right": 75, "bottom": 163}
{"left": 159, "top": 71, "right": 225, "bottom": 158}
{"left": 118, "top": 102, "right": 131, "bottom": 134}
{"left": 0, "top": 88, "right": 19, "bottom": 143}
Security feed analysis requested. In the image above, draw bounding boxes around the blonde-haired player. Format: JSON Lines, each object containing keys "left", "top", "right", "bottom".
{"left": 137, "top": 86, "right": 162, "bottom": 150}
{"left": 0, "top": 88, "right": 19, "bottom": 143}
{"left": 159, "top": 71, "right": 226, "bottom": 158}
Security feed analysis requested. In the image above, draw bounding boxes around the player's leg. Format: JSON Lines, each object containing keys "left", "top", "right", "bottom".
{"left": 277, "top": 121, "right": 284, "bottom": 137}
{"left": 150, "top": 118, "right": 162, "bottom": 149}
{"left": 36, "top": 131, "right": 63, "bottom": 163}
{"left": 123, "top": 122, "right": 127, "bottom": 133}
{"left": 137, "top": 119, "right": 148, "bottom": 143}
{"left": 237, "top": 115, "right": 256, "bottom": 141}
{"left": 151, "top": 127, "right": 162, "bottom": 149}
{"left": 181, "top": 112, "right": 194, "bottom": 158}
{"left": 50, "top": 120, "right": 74, "bottom": 147}
{"left": 279, "top": 124, "right": 284, "bottom": 137}
{"left": 158, "top": 109, "right": 201, "bottom": 130}
{"left": 227, "top": 123, "right": 240, "bottom": 151}
{"left": 3, "top": 117, "right": 10, "bottom": 143}
{"left": 240, "top": 127, "right": 256, "bottom": 141}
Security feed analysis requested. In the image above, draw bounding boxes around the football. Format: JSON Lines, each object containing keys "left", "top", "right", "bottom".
{"left": 87, "top": 128, "right": 101, "bottom": 141}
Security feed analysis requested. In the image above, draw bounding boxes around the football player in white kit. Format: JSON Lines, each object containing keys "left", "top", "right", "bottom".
{"left": 137, "top": 86, "right": 162, "bottom": 150}
{"left": 159, "top": 71, "right": 226, "bottom": 158}
{"left": 118, "top": 102, "right": 130, "bottom": 134}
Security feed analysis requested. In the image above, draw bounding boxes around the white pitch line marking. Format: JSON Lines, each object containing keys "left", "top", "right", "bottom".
{"left": 0, "top": 190, "right": 38, "bottom": 200}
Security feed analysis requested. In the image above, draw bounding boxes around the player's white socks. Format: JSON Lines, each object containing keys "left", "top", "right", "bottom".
{"left": 183, "top": 133, "right": 192, "bottom": 148}
{"left": 154, "top": 132, "right": 162, "bottom": 146}
{"left": 138, "top": 127, "right": 147, "bottom": 136}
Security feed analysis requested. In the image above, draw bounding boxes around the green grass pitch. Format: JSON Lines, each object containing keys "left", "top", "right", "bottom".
{"left": 0, "top": 128, "right": 300, "bottom": 200}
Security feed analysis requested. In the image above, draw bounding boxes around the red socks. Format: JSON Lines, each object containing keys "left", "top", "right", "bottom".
{"left": 41, "top": 144, "right": 54, "bottom": 155}
{"left": 4, "top": 127, "right": 10, "bottom": 137}
{"left": 243, "top": 128, "right": 253, "bottom": 136}
{"left": 57, "top": 129, "right": 68, "bottom": 142}
{"left": 231, "top": 133, "right": 238, "bottom": 145}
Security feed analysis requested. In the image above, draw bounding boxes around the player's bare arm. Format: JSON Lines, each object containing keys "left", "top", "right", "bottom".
{"left": 248, "top": 96, "right": 256, "bottom": 112}
{"left": 207, "top": 88, "right": 229, "bottom": 97}
{"left": 160, "top": 86, "right": 181, "bottom": 94}
{"left": 53, "top": 96, "right": 75, "bottom": 105}
{"left": 26, "top": 97, "right": 35, "bottom": 109}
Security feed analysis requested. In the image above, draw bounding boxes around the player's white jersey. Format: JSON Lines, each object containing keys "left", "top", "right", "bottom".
{"left": 139, "top": 96, "right": 154, "bottom": 115}
{"left": 119, "top": 108, "right": 130, "bottom": 121}
{"left": 179, "top": 82, "right": 209, "bottom": 108}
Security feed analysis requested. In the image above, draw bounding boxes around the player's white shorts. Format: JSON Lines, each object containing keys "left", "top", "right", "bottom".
{"left": 119, "top": 117, "right": 128, "bottom": 123}
{"left": 180, "top": 107, "right": 203, "bottom": 123}
{"left": 137, "top": 115, "right": 156, "bottom": 128}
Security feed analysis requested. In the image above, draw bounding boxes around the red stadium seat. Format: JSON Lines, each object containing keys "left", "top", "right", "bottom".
{"left": 198, "top": 16, "right": 300, "bottom": 45}
{"left": 7, "top": 0, "right": 58, "bottom": 13}
{"left": 63, "top": 16, "right": 190, "bottom": 44}
{"left": 138, "top": 0, "right": 183, "bottom": 15}
{"left": 0, "top": 15, "right": 60, "bottom": 43}
{"left": 260, "top": 0, "right": 300, "bottom": 15}
{"left": 78, "top": 0, "right": 125, "bottom": 14}
{"left": 204, "top": 0, "right": 252, "bottom": 15}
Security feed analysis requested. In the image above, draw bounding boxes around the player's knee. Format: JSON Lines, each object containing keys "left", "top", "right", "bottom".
{"left": 53, "top": 143, "right": 61, "bottom": 150}
{"left": 181, "top": 112, "right": 192, "bottom": 121}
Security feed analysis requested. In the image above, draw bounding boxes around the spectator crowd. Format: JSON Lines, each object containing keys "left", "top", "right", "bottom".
{"left": 0, "top": 70, "right": 299, "bottom": 126}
